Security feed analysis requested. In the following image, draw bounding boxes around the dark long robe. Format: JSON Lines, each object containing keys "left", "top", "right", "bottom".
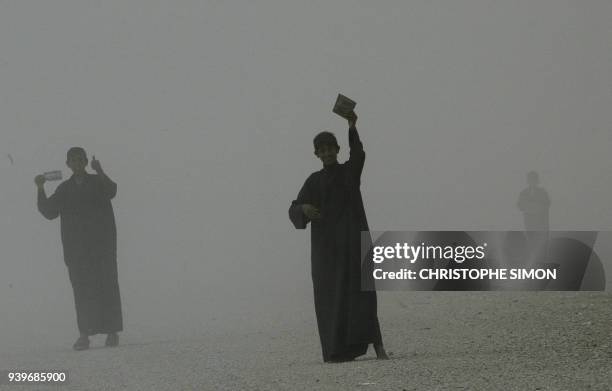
{"left": 38, "top": 173, "right": 123, "bottom": 335}
{"left": 289, "top": 126, "right": 382, "bottom": 362}
{"left": 517, "top": 186, "right": 551, "bottom": 261}
{"left": 517, "top": 186, "right": 550, "bottom": 232}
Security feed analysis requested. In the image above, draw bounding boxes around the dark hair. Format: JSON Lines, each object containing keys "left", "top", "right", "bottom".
{"left": 67, "top": 147, "right": 87, "bottom": 160}
{"left": 313, "top": 131, "right": 339, "bottom": 151}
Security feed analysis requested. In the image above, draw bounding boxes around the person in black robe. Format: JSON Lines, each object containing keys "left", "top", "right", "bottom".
{"left": 517, "top": 171, "right": 550, "bottom": 233}
{"left": 35, "top": 147, "right": 122, "bottom": 351}
{"left": 289, "top": 112, "right": 388, "bottom": 363}
{"left": 517, "top": 170, "right": 551, "bottom": 264}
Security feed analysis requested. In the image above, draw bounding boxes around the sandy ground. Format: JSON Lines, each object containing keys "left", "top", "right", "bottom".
{"left": 1, "top": 292, "right": 611, "bottom": 391}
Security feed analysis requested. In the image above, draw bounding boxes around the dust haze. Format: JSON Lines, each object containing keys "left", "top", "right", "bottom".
{"left": 1, "top": 0, "right": 611, "bottom": 354}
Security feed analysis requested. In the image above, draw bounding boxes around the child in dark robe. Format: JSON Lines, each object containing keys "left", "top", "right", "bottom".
{"left": 36, "top": 147, "right": 122, "bottom": 351}
{"left": 289, "top": 112, "right": 388, "bottom": 362}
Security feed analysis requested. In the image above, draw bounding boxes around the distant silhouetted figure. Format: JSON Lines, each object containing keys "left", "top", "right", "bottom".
{"left": 289, "top": 112, "right": 388, "bottom": 362}
{"left": 35, "top": 148, "right": 122, "bottom": 351}
{"left": 517, "top": 171, "right": 551, "bottom": 264}
{"left": 517, "top": 171, "right": 550, "bottom": 231}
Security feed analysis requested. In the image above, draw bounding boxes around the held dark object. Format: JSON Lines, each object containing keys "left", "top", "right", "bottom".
{"left": 333, "top": 94, "right": 356, "bottom": 119}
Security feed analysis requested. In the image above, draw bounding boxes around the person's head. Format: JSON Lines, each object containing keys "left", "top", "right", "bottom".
{"left": 527, "top": 171, "right": 539, "bottom": 187}
{"left": 66, "top": 147, "right": 88, "bottom": 175}
{"left": 313, "top": 131, "right": 339, "bottom": 166}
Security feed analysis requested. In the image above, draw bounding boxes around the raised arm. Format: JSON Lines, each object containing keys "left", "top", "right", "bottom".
{"left": 96, "top": 172, "right": 117, "bottom": 199}
{"left": 91, "top": 156, "right": 117, "bottom": 199}
{"left": 346, "top": 112, "right": 365, "bottom": 182}
{"left": 36, "top": 175, "right": 61, "bottom": 220}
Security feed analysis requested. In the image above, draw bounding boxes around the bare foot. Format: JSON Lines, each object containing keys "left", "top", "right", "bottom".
{"left": 374, "top": 343, "right": 389, "bottom": 360}
{"left": 73, "top": 336, "right": 89, "bottom": 351}
{"left": 105, "top": 333, "right": 119, "bottom": 347}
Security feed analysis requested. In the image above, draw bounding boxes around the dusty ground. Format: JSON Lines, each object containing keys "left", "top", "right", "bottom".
{"left": 2, "top": 292, "right": 611, "bottom": 391}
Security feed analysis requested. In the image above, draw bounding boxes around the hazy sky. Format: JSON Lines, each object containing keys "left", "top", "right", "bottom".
{"left": 1, "top": 1, "right": 610, "bottom": 351}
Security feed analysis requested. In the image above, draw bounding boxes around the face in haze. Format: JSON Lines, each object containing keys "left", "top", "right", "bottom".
{"left": 315, "top": 144, "right": 339, "bottom": 166}
{"left": 66, "top": 152, "right": 88, "bottom": 175}
{"left": 527, "top": 171, "right": 539, "bottom": 187}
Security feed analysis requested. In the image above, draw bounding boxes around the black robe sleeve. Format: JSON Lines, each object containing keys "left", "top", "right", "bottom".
{"left": 543, "top": 189, "right": 551, "bottom": 207}
{"left": 346, "top": 125, "right": 365, "bottom": 185}
{"left": 517, "top": 189, "right": 527, "bottom": 212}
{"left": 289, "top": 175, "right": 314, "bottom": 229}
{"left": 96, "top": 173, "right": 117, "bottom": 199}
{"left": 37, "top": 186, "right": 62, "bottom": 220}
